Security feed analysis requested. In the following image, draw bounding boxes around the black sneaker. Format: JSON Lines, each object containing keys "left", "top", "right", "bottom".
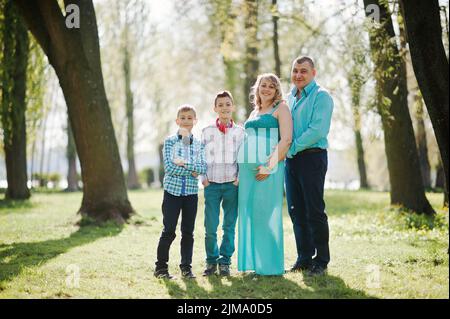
{"left": 307, "top": 265, "right": 327, "bottom": 276}
{"left": 181, "top": 268, "right": 196, "bottom": 279}
{"left": 154, "top": 268, "right": 174, "bottom": 279}
{"left": 219, "top": 264, "right": 230, "bottom": 276}
{"left": 290, "top": 262, "right": 312, "bottom": 273}
{"left": 203, "top": 264, "right": 218, "bottom": 276}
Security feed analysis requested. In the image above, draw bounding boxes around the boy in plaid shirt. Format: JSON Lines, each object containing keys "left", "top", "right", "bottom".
{"left": 201, "top": 91, "right": 245, "bottom": 276}
{"left": 154, "top": 105, "right": 207, "bottom": 279}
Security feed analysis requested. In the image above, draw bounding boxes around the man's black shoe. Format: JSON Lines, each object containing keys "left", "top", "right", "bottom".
{"left": 154, "top": 268, "right": 175, "bottom": 279}
{"left": 203, "top": 264, "right": 218, "bottom": 276}
{"left": 307, "top": 265, "right": 327, "bottom": 276}
{"left": 290, "top": 262, "right": 312, "bottom": 272}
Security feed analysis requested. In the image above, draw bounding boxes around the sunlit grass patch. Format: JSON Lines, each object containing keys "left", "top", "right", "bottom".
{"left": 0, "top": 189, "right": 448, "bottom": 298}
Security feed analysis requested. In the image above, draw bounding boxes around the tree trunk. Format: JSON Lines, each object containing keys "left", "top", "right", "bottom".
{"left": 351, "top": 88, "right": 369, "bottom": 189}
{"left": 224, "top": 59, "right": 238, "bottom": 102}
{"left": 30, "top": 134, "right": 37, "bottom": 188}
{"left": 348, "top": 65, "right": 369, "bottom": 189}
{"left": 435, "top": 160, "right": 449, "bottom": 206}
{"left": 363, "top": 0, "right": 434, "bottom": 215}
{"left": 400, "top": 0, "right": 449, "bottom": 206}
{"left": 272, "top": 0, "right": 281, "bottom": 78}
{"left": 1, "top": 1, "right": 30, "bottom": 200}
{"left": 354, "top": 120, "right": 369, "bottom": 189}
{"left": 123, "top": 46, "right": 140, "bottom": 190}
{"left": 445, "top": 190, "right": 449, "bottom": 207}
{"left": 66, "top": 115, "right": 79, "bottom": 191}
{"left": 205, "top": 0, "right": 242, "bottom": 114}
{"left": 445, "top": 178, "right": 449, "bottom": 207}
{"left": 158, "top": 143, "right": 164, "bottom": 188}
{"left": 16, "top": 0, "right": 133, "bottom": 223}
{"left": 243, "top": 0, "right": 259, "bottom": 117}
{"left": 45, "top": 110, "right": 54, "bottom": 174}
{"left": 398, "top": 11, "right": 432, "bottom": 190}
{"left": 221, "top": 25, "right": 239, "bottom": 113}
{"left": 435, "top": 161, "right": 445, "bottom": 189}
{"left": 413, "top": 94, "right": 432, "bottom": 189}
{"left": 38, "top": 108, "right": 47, "bottom": 182}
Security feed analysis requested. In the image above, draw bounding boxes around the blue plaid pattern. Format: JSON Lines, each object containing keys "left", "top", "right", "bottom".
{"left": 163, "top": 134, "right": 207, "bottom": 196}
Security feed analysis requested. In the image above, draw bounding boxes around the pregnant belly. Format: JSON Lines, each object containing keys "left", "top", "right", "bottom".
{"left": 237, "top": 134, "right": 277, "bottom": 169}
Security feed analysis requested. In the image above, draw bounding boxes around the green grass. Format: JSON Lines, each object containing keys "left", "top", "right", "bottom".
{"left": 0, "top": 189, "right": 448, "bottom": 299}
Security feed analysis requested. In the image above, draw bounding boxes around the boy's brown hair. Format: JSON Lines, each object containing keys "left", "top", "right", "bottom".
{"left": 177, "top": 104, "right": 197, "bottom": 117}
{"left": 214, "top": 91, "right": 234, "bottom": 106}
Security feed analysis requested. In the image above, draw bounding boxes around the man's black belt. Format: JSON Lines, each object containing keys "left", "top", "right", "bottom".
{"left": 299, "top": 147, "right": 325, "bottom": 155}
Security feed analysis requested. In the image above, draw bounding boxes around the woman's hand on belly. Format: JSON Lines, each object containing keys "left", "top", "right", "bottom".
{"left": 255, "top": 165, "right": 271, "bottom": 181}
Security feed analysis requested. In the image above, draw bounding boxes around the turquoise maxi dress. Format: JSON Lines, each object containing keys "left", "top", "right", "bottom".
{"left": 237, "top": 103, "right": 285, "bottom": 275}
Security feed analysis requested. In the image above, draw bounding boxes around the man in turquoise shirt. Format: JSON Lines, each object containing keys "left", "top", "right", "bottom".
{"left": 285, "top": 56, "right": 333, "bottom": 276}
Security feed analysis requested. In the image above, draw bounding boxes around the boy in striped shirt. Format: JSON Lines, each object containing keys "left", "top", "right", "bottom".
{"left": 201, "top": 91, "right": 245, "bottom": 276}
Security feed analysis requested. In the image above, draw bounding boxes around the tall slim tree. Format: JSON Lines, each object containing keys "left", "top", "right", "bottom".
{"left": 66, "top": 115, "right": 79, "bottom": 191}
{"left": 243, "top": 0, "right": 259, "bottom": 116}
{"left": 1, "top": 1, "right": 30, "bottom": 200}
{"left": 413, "top": 92, "right": 432, "bottom": 189}
{"left": 400, "top": 0, "right": 449, "bottom": 205}
{"left": 363, "top": 0, "right": 434, "bottom": 215}
{"left": 348, "top": 72, "right": 369, "bottom": 189}
{"left": 345, "top": 24, "right": 370, "bottom": 189}
{"left": 15, "top": 0, "right": 133, "bottom": 222}
{"left": 123, "top": 44, "right": 140, "bottom": 190}
{"left": 26, "top": 38, "right": 47, "bottom": 190}
{"left": 272, "top": 0, "right": 281, "bottom": 78}
{"left": 205, "top": 0, "right": 241, "bottom": 110}
{"left": 120, "top": 1, "right": 141, "bottom": 190}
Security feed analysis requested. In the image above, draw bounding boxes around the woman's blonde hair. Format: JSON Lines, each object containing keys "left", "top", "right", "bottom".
{"left": 250, "top": 73, "right": 284, "bottom": 110}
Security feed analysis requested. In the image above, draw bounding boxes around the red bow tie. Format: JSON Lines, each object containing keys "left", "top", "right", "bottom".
{"left": 216, "top": 118, "right": 233, "bottom": 134}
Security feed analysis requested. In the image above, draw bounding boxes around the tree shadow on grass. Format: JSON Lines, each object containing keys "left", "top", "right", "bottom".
{"left": 0, "top": 222, "right": 123, "bottom": 285}
{"left": 0, "top": 198, "right": 34, "bottom": 212}
{"left": 159, "top": 271, "right": 376, "bottom": 299}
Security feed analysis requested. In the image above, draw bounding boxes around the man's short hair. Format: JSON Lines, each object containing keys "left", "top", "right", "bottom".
{"left": 177, "top": 104, "right": 197, "bottom": 117}
{"left": 293, "top": 56, "right": 315, "bottom": 69}
{"left": 214, "top": 90, "right": 234, "bottom": 106}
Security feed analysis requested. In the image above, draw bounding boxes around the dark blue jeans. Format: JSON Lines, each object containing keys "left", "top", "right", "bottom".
{"left": 285, "top": 150, "right": 330, "bottom": 268}
{"left": 155, "top": 191, "right": 198, "bottom": 271}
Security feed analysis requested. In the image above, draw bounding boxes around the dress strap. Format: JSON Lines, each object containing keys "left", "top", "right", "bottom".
{"left": 268, "top": 101, "right": 282, "bottom": 114}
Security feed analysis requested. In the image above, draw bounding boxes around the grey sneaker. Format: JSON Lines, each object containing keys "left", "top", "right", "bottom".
{"left": 219, "top": 264, "right": 230, "bottom": 276}
{"left": 203, "top": 264, "right": 218, "bottom": 276}
{"left": 181, "top": 268, "right": 196, "bottom": 279}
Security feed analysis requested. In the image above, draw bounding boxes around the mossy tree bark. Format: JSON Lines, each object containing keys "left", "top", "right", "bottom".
{"left": 363, "top": 0, "right": 434, "bottom": 215}
{"left": 15, "top": 0, "right": 133, "bottom": 222}
{"left": 400, "top": 0, "right": 449, "bottom": 206}
{"left": 1, "top": 1, "right": 30, "bottom": 200}
{"left": 243, "top": 0, "right": 259, "bottom": 117}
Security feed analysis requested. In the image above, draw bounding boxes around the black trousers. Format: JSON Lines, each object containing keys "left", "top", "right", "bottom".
{"left": 155, "top": 191, "right": 198, "bottom": 271}
{"left": 285, "top": 150, "right": 330, "bottom": 268}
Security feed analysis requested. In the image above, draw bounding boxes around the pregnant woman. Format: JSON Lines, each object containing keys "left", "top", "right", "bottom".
{"left": 237, "top": 73, "right": 292, "bottom": 276}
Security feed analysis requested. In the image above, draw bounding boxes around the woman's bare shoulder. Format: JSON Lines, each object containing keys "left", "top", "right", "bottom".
{"left": 273, "top": 101, "right": 290, "bottom": 117}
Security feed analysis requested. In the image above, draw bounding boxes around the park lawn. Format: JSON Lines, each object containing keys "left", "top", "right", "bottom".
{"left": 0, "top": 189, "right": 448, "bottom": 299}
